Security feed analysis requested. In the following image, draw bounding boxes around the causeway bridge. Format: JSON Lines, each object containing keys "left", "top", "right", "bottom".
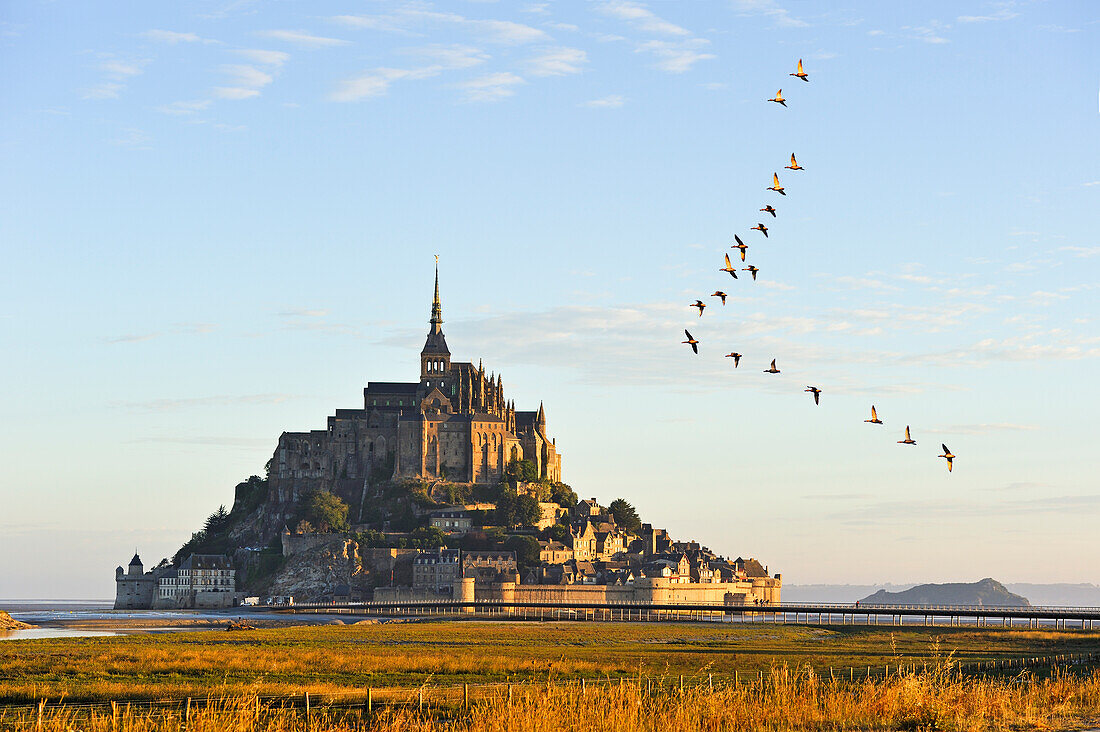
{"left": 256, "top": 600, "right": 1100, "bottom": 629}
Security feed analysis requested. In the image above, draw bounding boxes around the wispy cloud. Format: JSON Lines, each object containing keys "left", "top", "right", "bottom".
{"left": 457, "top": 72, "right": 525, "bottom": 102}
{"left": 100, "top": 60, "right": 146, "bottom": 77}
{"left": 330, "top": 45, "right": 488, "bottom": 102}
{"left": 258, "top": 30, "right": 349, "bottom": 48}
{"left": 523, "top": 47, "right": 587, "bottom": 76}
{"left": 214, "top": 63, "right": 274, "bottom": 100}
{"left": 581, "top": 94, "right": 625, "bottom": 108}
{"left": 234, "top": 49, "right": 290, "bottom": 66}
{"left": 635, "top": 39, "right": 715, "bottom": 73}
{"left": 140, "top": 29, "right": 205, "bottom": 44}
{"left": 598, "top": 1, "right": 690, "bottom": 36}
{"left": 105, "top": 323, "right": 215, "bottom": 343}
{"left": 83, "top": 83, "right": 124, "bottom": 100}
{"left": 158, "top": 99, "right": 213, "bottom": 115}
{"left": 905, "top": 21, "right": 950, "bottom": 44}
{"left": 112, "top": 128, "right": 153, "bottom": 149}
{"left": 333, "top": 10, "right": 548, "bottom": 45}
{"left": 1059, "top": 246, "right": 1100, "bottom": 258}
{"left": 278, "top": 308, "right": 330, "bottom": 318}
{"left": 957, "top": 8, "right": 1019, "bottom": 23}
{"left": 730, "top": 0, "right": 809, "bottom": 28}
{"left": 106, "top": 332, "right": 160, "bottom": 344}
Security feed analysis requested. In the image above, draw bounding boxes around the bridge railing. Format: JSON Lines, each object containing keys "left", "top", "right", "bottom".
{"left": 262, "top": 599, "right": 1100, "bottom": 615}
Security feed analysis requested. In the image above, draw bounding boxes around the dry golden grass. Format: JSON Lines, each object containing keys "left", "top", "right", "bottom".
{"left": 4, "top": 622, "right": 1100, "bottom": 705}
{"left": 3, "top": 667, "right": 1100, "bottom": 731}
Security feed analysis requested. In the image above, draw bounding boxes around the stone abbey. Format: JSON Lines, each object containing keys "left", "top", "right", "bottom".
{"left": 269, "top": 262, "right": 562, "bottom": 503}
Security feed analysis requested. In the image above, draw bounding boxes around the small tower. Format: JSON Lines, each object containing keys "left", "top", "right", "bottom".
{"left": 128, "top": 552, "right": 144, "bottom": 577}
{"left": 536, "top": 401, "right": 546, "bottom": 434}
{"left": 420, "top": 257, "right": 451, "bottom": 380}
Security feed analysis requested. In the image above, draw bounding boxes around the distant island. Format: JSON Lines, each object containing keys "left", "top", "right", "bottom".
{"left": 860, "top": 578, "right": 1029, "bottom": 607}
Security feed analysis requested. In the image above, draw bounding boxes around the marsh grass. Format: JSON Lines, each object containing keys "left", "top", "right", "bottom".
{"left": 3, "top": 666, "right": 1100, "bottom": 731}
{"left": 3, "top": 622, "right": 1100, "bottom": 707}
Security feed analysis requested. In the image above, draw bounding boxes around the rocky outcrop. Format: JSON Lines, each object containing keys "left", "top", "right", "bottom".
{"left": 0, "top": 610, "right": 33, "bottom": 630}
{"left": 860, "top": 578, "right": 1030, "bottom": 607}
{"left": 262, "top": 536, "right": 418, "bottom": 601}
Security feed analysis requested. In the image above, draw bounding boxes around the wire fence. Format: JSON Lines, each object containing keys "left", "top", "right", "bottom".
{"left": 2, "top": 651, "right": 1096, "bottom": 719}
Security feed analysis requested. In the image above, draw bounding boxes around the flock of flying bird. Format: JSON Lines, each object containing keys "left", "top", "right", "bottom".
{"left": 680, "top": 59, "right": 957, "bottom": 473}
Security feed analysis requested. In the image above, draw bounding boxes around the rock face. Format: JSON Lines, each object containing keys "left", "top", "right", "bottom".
{"left": 860, "top": 578, "right": 1030, "bottom": 607}
{"left": 0, "top": 610, "right": 34, "bottom": 630}
{"left": 264, "top": 536, "right": 418, "bottom": 601}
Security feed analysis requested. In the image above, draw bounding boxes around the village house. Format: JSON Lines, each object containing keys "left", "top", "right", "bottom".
{"left": 429, "top": 508, "right": 473, "bottom": 534}
{"left": 412, "top": 548, "right": 461, "bottom": 594}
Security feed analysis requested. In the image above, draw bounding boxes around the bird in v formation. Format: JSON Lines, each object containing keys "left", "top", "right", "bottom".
{"left": 679, "top": 58, "right": 953, "bottom": 472}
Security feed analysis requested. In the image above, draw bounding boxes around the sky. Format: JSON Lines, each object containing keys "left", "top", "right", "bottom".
{"left": 1, "top": 0, "right": 1097, "bottom": 599}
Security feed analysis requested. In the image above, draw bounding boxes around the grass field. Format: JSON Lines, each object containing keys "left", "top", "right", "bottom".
{"left": 3, "top": 619, "right": 1100, "bottom": 705}
{"left": 3, "top": 668, "right": 1100, "bottom": 731}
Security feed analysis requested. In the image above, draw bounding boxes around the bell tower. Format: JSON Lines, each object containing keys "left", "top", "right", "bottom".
{"left": 421, "top": 256, "right": 451, "bottom": 380}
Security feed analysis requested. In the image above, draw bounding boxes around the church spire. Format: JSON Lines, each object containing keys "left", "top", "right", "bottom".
{"left": 420, "top": 256, "right": 450, "bottom": 372}
{"left": 430, "top": 254, "right": 442, "bottom": 329}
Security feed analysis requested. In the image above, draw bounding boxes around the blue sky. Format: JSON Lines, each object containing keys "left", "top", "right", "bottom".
{"left": 1, "top": 0, "right": 1097, "bottom": 599}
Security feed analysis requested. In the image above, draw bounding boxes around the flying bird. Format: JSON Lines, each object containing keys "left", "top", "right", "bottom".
{"left": 712, "top": 291, "right": 727, "bottom": 305}
{"left": 732, "top": 235, "right": 749, "bottom": 261}
{"left": 898, "top": 426, "right": 916, "bottom": 445}
{"left": 768, "top": 172, "right": 786, "bottom": 195}
{"left": 790, "top": 59, "right": 808, "bottom": 82}
{"left": 751, "top": 223, "right": 769, "bottom": 238}
{"left": 864, "top": 405, "right": 883, "bottom": 424}
{"left": 764, "top": 359, "right": 780, "bottom": 374}
{"left": 691, "top": 299, "right": 706, "bottom": 316}
{"left": 939, "top": 444, "right": 955, "bottom": 472}
{"left": 743, "top": 265, "right": 759, "bottom": 281}
{"left": 769, "top": 89, "right": 786, "bottom": 107}
{"left": 785, "top": 153, "right": 803, "bottom": 171}
{"left": 760, "top": 205, "right": 777, "bottom": 217}
{"left": 804, "top": 386, "right": 821, "bottom": 405}
{"left": 725, "top": 352, "right": 742, "bottom": 367}
{"left": 721, "top": 253, "right": 739, "bottom": 278}
{"left": 682, "top": 330, "right": 699, "bottom": 354}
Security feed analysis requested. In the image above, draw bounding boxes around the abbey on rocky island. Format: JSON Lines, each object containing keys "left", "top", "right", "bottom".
{"left": 269, "top": 262, "right": 562, "bottom": 505}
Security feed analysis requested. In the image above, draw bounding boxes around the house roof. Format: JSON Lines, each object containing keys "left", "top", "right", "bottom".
{"left": 365, "top": 382, "right": 419, "bottom": 395}
{"left": 179, "top": 554, "right": 232, "bottom": 570}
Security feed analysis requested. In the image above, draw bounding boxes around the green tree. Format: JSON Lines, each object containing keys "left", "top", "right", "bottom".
{"left": 302, "top": 490, "right": 350, "bottom": 533}
{"left": 409, "top": 526, "right": 448, "bottom": 548}
{"left": 514, "top": 494, "right": 542, "bottom": 528}
{"left": 549, "top": 483, "right": 578, "bottom": 509}
{"left": 505, "top": 535, "right": 541, "bottom": 572}
{"left": 608, "top": 498, "right": 641, "bottom": 533}
{"left": 543, "top": 523, "right": 571, "bottom": 544}
{"left": 495, "top": 489, "right": 542, "bottom": 528}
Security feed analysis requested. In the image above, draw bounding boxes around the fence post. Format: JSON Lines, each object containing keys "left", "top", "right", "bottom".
{"left": 111, "top": 701, "right": 118, "bottom": 732}
{"left": 679, "top": 675, "right": 684, "bottom": 693}
{"left": 709, "top": 673, "right": 713, "bottom": 692}
{"left": 37, "top": 699, "right": 44, "bottom": 732}
{"left": 304, "top": 691, "right": 311, "bottom": 728}
{"left": 419, "top": 687, "right": 423, "bottom": 711}
{"left": 367, "top": 687, "right": 373, "bottom": 714}
{"left": 464, "top": 683, "right": 469, "bottom": 710}
{"left": 185, "top": 697, "right": 191, "bottom": 724}
{"left": 582, "top": 677, "right": 586, "bottom": 695}
{"left": 508, "top": 684, "right": 513, "bottom": 705}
